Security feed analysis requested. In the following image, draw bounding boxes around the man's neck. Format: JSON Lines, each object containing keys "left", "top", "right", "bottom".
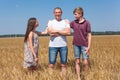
{"left": 56, "top": 18, "right": 62, "bottom": 21}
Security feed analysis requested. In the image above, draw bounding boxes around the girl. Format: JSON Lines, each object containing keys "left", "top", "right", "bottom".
{"left": 23, "top": 17, "right": 47, "bottom": 71}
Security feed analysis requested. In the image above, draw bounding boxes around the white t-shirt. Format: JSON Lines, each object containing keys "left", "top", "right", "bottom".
{"left": 47, "top": 19, "right": 70, "bottom": 47}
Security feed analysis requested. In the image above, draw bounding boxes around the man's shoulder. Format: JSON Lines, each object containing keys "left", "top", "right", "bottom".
{"left": 63, "top": 19, "right": 70, "bottom": 24}
{"left": 48, "top": 19, "right": 54, "bottom": 22}
{"left": 47, "top": 19, "right": 56, "bottom": 26}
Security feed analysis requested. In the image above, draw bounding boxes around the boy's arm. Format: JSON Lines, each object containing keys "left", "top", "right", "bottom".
{"left": 88, "top": 33, "right": 91, "bottom": 49}
{"left": 85, "top": 32, "right": 92, "bottom": 54}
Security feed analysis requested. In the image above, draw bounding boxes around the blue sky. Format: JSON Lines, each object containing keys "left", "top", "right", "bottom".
{"left": 0, "top": 0, "right": 120, "bottom": 35}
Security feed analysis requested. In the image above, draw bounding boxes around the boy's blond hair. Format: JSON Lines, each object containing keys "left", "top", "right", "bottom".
{"left": 73, "top": 7, "right": 84, "bottom": 16}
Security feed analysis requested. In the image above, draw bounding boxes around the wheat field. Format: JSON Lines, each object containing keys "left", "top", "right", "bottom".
{"left": 0, "top": 35, "right": 120, "bottom": 80}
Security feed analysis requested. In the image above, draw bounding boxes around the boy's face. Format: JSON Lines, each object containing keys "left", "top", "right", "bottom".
{"left": 54, "top": 9, "right": 62, "bottom": 20}
{"left": 74, "top": 12, "right": 82, "bottom": 20}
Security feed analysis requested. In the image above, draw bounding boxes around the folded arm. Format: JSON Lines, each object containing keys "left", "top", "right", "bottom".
{"left": 48, "top": 27, "right": 70, "bottom": 36}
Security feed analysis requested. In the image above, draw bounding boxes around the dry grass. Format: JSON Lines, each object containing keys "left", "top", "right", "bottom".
{"left": 0, "top": 35, "right": 120, "bottom": 80}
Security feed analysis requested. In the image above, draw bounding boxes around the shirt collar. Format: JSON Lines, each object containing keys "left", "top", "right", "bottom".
{"left": 74, "top": 18, "right": 86, "bottom": 24}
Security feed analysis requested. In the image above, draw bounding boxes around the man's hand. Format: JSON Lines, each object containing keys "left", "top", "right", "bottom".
{"left": 47, "top": 27, "right": 60, "bottom": 37}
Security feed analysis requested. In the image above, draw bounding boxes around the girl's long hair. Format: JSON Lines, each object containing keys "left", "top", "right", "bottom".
{"left": 24, "top": 18, "right": 36, "bottom": 42}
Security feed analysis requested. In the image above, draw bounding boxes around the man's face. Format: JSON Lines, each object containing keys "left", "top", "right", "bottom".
{"left": 54, "top": 9, "right": 62, "bottom": 20}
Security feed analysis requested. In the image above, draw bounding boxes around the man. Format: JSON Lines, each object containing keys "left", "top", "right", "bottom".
{"left": 47, "top": 7, "right": 70, "bottom": 79}
{"left": 70, "top": 7, "right": 92, "bottom": 80}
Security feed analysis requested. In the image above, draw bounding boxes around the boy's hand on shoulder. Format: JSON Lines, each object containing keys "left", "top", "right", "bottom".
{"left": 65, "top": 19, "right": 70, "bottom": 24}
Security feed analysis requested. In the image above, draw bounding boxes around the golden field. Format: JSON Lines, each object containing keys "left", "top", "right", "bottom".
{"left": 0, "top": 35, "right": 120, "bottom": 80}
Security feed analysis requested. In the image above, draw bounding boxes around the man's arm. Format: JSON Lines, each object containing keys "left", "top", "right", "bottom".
{"left": 57, "top": 27, "right": 71, "bottom": 36}
{"left": 48, "top": 27, "right": 71, "bottom": 36}
{"left": 57, "top": 19, "right": 71, "bottom": 36}
{"left": 47, "top": 19, "right": 71, "bottom": 36}
{"left": 47, "top": 27, "right": 59, "bottom": 37}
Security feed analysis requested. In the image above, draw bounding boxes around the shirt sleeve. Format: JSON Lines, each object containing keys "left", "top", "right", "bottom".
{"left": 70, "top": 21, "right": 74, "bottom": 29}
{"left": 47, "top": 20, "right": 52, "bottom": 28}
{"left": 86, "top": 21, "right": 91, "bottom": 33}
{"left": 64, "top": 19, "right": 70, "bottom": 28}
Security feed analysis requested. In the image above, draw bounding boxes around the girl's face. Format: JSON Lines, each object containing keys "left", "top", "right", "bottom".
{"left": 35, "top": 20, "right": 39, "bottom": 27}
{"left": 74, "top": 12, "right": 82, "bottom": 20}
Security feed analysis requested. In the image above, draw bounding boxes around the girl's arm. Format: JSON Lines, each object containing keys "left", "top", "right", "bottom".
{"left": 41, "top": 27, "right": 48, "bottom": 35}
{"left": 35, "top": 27, "right": 48, "bottom": 36}
{"left": 28, "top": 32, "right": 38, "bottom": 61}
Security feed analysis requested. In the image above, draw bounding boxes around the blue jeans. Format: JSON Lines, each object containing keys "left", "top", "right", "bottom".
{"left": 74, "top": 45, "right": 88, "bottom": 59}
{"left": 49, "top": 46, "right": 68, "bottom": 64}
